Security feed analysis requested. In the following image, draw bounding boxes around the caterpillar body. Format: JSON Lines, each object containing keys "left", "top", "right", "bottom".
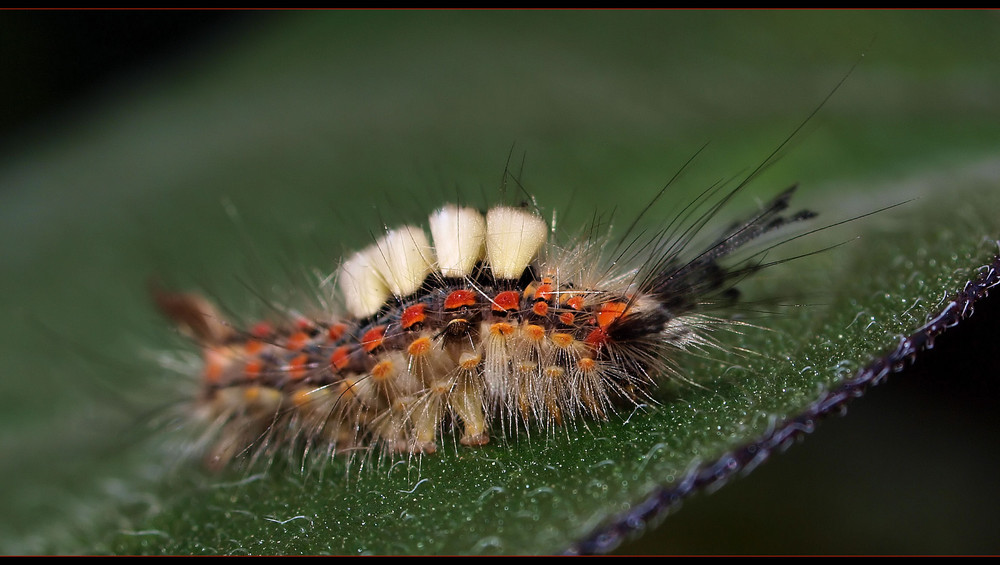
{"left": 154, "top": 180, "right": 817, "bottom": 471}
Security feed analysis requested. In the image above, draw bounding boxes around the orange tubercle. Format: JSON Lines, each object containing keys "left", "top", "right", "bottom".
{"left": 550, "top": 332, "right": 575, "bottom": 349}
{"left": 327, "top": 322, "right": 348, "bottom": 341}
{"left": 330, "top": 345, "right": 352, "bottom": 370}
{"left": 286, "top": 331, "right": 310, "bottom": 351}
{"left": 490, "top": 322, "right": 515, "bottom": 337}
{"left": 532, "top": 301, "right": 549, "bottom": 317}
{"left": 533, "top": 282, "right": 554, "bottom": 301}
{"left": 407, "top": 336, "right": 432, "bottom": 356}
{"left": 585, "top": 327, "right": 609, "bottom": 352}
{"left": 371, "top": 359, "right": 394, "bottom": 381}
{"left": 596, "top": 301, "right": 629, "bottom": 329}
{"left": 523, "top": 324, "right": 546, "bottom": 341}
{"left": 492, "top": 290, "right": 521, "bottom": 313}
{"left": 244, "top": 340, "right": 264, "bottom": 356}
{"left": 444, "top": 289, "right": 477, "bottom": 310}
{"left": 288, "top": 353, "right": 309, "bottom": 380}
{"left": 250, "top": 321, "right": 273, "bottom": 339}
{"left": 401, "top": 303, "right": 427, "bottom": 329}
{"left": 243, "top": 359, "right": 264, "bottom": 379}
{"left": 361, "top": 325, "right": 386, "bottom": 352}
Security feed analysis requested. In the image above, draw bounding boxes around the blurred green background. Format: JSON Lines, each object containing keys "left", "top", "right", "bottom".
{"left": 0, "top": 11, "right": 998, "bottom": 554}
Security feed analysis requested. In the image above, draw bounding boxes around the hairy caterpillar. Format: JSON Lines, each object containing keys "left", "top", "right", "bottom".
{"left": 153, "top": 167, "right": 821, "bottom": 471}
{"left": 148, "top": 61, "right": 873, "bottom": 475}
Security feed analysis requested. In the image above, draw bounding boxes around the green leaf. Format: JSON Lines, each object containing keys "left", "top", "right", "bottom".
{"left": 1, "top": 11, "right": 998, "bottom": 555}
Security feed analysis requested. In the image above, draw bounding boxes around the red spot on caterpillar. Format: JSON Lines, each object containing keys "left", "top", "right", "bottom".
{"left": 444, "top": 289, "right": 476, "bottom": 310}
{"left": 250, "top": 321, "right": 272, "bottom": 339}
{"left": 327, "top": 322, "right": 347, "bottom": 341}
{"left": 361, "top": 326, "right": 386, "bottom": 352}
{"left": 596, "top": 301, "right": 628, "bottom": 329}
{"left": 401, "top": 303, "right": 426, "bottom": 329}
{"left": 286, "top": 331, "right": 309, "bottom": 351}
{"left": 244, "top": 359, "right": 264, "bottom": 379}
{"left": 558, "top": 312, "right": 575, "bottom": 326}
{"left": 532, "top": 301, "right": 549, "bottom": 317}
{"left": 492, "top": 291, "right": 520, "bottom": 313}
{"left": 534, "top": 280, "right": 554, "bottom": 301}
{"left": 584, "top": 328, "right": 609, "bottom": 352}
{"left": 288, "top": 353, "right": 309, "bottom": 380}
{"left": 330, "top": 345, "right": 351, "bottom": 370}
